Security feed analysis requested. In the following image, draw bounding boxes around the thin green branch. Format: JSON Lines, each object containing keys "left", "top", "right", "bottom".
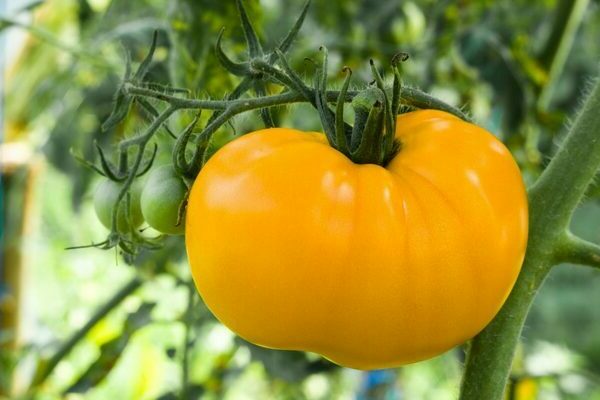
{"left": 528, "top": 77, "right": 600, "bottom": 236}
{"left": 537, "top": 0, "right": 590, "bottom": 110}
{"left": 559, "top": 233, "right": 600, "bottom": 269}
{"left": 32, "top": 276, "right": 143, "bottom": 387}
{"left": 123, "top": 83, "right": 469, "bottom": 121}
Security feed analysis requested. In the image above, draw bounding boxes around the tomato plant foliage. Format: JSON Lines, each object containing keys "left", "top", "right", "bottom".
{"left": 11, "top": 0, "right": 600, "bottom": 398}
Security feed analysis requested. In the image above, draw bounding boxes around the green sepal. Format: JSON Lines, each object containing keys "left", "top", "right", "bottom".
{"left": 135, "top": 143, "right": 158, "bottom": 178}
{"left": 95, "top": 141, "right": 123, "bottom": 181}
{"left": 270, "top": 0, "right": 311, "bottom": 61}
{"left": 103, "top": 32, "right": 159, "bottom": 132}
{"left": 272, "top": 50, "right": 314, "bottom": 104}
{"left": 350, "top": 87, "right": 384, "bottom": 152}
{"left": 173, "top": 112, "right": 202, "bottom": 176}
{"left": 235, "top": 0, "right": 263, "bottom": 57}
{"left": 369, "top": 60, "right": 394, "bottom": 158}
{"left": 314, "top": 47, "right": 336, "bottom": 146}
{"left": 350, "top": 99, "right": 385, "bottom": 164}
{"left": 215, "top": 28, "right": 251, "bottom": 77}
{"left": 102, "top": 88, "right": 133, "bottom": 132}
{"left": 335, "top": 67, "right": 352, "bottom": 155}
{"left": 69, "top": 147, "right": 106, "bottom": 177}
{"left": 391, "top": 52, "right": 409, "bottom": 117}
{"left": 133, "top": 30, "right": 159, "bottom": 81}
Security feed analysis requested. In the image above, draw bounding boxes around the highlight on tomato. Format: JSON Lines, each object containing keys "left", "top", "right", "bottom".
{"left": 184, "top": 110, "right": 528, "bottom": 370}
{"left": 140, "top": 164, "right": 188, "bottom": 235}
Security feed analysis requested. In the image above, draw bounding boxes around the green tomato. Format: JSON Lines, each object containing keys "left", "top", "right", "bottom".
{"left": 140, "top": 165, "right": 188, "bottom": 235}
{"left": 93, "top": 178, "right": 144, "bottom": 232}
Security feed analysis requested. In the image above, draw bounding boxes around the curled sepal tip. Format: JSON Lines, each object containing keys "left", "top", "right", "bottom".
{"left": 136, "top": 143, "right": 158, "bottom": 178}
{"left": 134, "top": 30, "right": 159, "bottom": 81}
{"left": 352, "top": 98, "right": 385, "bottom": 164}
{"left": 391, "top": 52, "right": 409, "bottom": 116}
{"left": 392, "top": 52, "right": 410, "bottom": 65}
{"left": 95, "top": 141, "right": 123, "bottom": 181}
{"left": 173, "top": 112, "right": 202, "bottom": 177}
{"left": 215, "top": 28, "right": 251, "bottom": 77}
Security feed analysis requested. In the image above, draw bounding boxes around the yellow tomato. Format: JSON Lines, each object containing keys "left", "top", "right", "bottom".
{"left": 185, "top": 110, "right": 528, "bottom": 369}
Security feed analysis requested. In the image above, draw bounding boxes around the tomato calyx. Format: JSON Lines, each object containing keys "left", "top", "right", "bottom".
{"left": 316, "top": 52, "right": 409, "bottom": 166}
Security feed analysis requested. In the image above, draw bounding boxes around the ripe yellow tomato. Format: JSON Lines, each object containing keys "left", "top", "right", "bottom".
{"left": 185, "top": 110, "right": 528, "bottom": 369}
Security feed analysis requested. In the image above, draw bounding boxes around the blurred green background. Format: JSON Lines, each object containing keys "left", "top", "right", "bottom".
{"left": 1, "top": 0, "right": 600, "bottom": 399}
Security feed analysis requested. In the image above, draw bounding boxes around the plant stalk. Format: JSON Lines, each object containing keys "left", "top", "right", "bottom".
{"left": 123, "top": 84, "right": 470, "bottom": 121}
{"left": 537, "top": 0, "right": 589, "bottom": 110}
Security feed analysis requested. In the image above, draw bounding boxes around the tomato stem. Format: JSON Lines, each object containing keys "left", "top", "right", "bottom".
{"left": 349, "top": 93, "right": 385, "bottom": 164}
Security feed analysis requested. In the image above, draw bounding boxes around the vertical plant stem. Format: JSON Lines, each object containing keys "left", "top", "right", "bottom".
{"left": 460, "top": 77, "right": 600, "bottom": 399}
{"left": 537, "top": 0, "right": 589, "bottom": 109}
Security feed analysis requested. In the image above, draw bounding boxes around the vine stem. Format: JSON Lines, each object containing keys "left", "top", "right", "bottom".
{"left": 123, "top": 83, "right": 470, "bottom": 121}
{"left": 31, "top": 276, "right": 143, "bottom": 387}
{"left": 460, "top": 75, "right": 600, "bottom": 399}
{"left": 558, "top": 234, "right": 600, "bottom": 269}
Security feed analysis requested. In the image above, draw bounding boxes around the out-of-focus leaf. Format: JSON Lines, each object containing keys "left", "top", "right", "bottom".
{"left": 63, "top": 302, "right": 155, "bottom": 394}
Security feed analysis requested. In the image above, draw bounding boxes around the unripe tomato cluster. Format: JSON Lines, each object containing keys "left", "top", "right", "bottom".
{"left": 93, "top": 165, "right": 188, "bottom": 235}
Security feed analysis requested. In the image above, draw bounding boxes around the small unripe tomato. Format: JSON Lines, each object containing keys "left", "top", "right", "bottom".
{"left": 93, "top": 178, "right": 143, "bottom": 232}
{"left": 140, "top": 165, "right": 188, "bottom": 235}
{"left": 185, "top": 110, "right": 528, "bottom": 370}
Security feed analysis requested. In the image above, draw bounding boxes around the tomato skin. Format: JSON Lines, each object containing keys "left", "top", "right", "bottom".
{"left": 94, "top": 179, "right": 143, "bottom": 232}
{"left": 185, "top": 110, "right": 529, "bottom": 370}
{"left": 140, "top": 165, "right": 188, "bottom": 235}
